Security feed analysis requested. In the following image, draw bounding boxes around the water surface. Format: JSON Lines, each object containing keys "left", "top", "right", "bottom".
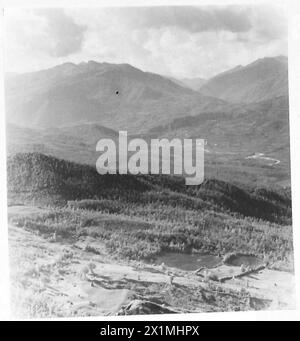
{"left": 227, "top": 255, "right": 262, "bottom": 268}
{"left": 155, "top": 252, "right": 222, "bottom": 271}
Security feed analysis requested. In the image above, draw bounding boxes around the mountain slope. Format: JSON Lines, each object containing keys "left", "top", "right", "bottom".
{"left": 5, "top": 61, "right": 226, "bottom": 133}
{"left": 7, "top": 152, "right": 291, "bottom": 223}
{"left": 199, "top": 56, "right": 288, "bottom": 103}
{"left": 7, "top": 152, "right": 151, "bottom": 205}
{"left": 6, "top": 122, "right": 119, "bottom": 165}
{"left": 149, "top": 96, "right": 290, "bottom": 153}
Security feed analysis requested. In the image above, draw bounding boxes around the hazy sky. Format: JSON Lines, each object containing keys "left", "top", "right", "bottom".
{"left": 4, "top": 5, "right": 287, "bottom": 78}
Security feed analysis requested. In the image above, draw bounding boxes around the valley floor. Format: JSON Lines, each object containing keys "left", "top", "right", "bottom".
{"left": 8, "top": 206, "right": 295, "bottom": 318}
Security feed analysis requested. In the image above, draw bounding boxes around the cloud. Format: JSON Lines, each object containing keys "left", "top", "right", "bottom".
{"left": 109, "top": 6, "right": 253, "bottom": 34}
{"left": 4, "top": 8, "right": 86, "bottom": 72}
{"left": 36, "top": 9, "right": 87, "bottom": 57}
{"left": 4, "top": 5, "right": 287, "bottom": 78}
{"left": 250, "top": 5, "right": 287, "bottom": 41}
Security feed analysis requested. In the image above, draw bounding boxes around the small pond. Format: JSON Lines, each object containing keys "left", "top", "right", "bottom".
{"left": 154, "top": 252, "right": 222, "bottom": 271}
{"left": 226, "top": 255, "right": 262, "bottom": 268}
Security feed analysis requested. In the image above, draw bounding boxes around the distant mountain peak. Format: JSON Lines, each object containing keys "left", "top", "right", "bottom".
{"left": 199, "top": 56, "right": 288, "bottom": 103}
{"left": 245, "top": 55, "right": 287, "bottom": 69}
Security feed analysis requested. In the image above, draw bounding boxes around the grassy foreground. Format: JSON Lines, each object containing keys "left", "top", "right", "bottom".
{"left": 8, "top": 200, "right": 293, "bottom": 271}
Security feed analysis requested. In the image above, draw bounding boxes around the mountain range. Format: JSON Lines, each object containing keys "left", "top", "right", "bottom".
{"left": 5, "top": 55, "right": 290, "bottom": 187}
{"left": 5, "top": 61, "right": 226, "bottom": 133}
{"left": 5, "top": 56, "right": 288, "bottom": 131}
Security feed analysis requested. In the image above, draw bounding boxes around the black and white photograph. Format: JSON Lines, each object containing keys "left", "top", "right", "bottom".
{"left": 0, "top": 0, "right": 299, "bottom": 321}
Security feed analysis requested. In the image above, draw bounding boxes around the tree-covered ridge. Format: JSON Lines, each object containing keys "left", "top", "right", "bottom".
{"left": 7, "top": 152, "right": 291, "bottom": 225}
